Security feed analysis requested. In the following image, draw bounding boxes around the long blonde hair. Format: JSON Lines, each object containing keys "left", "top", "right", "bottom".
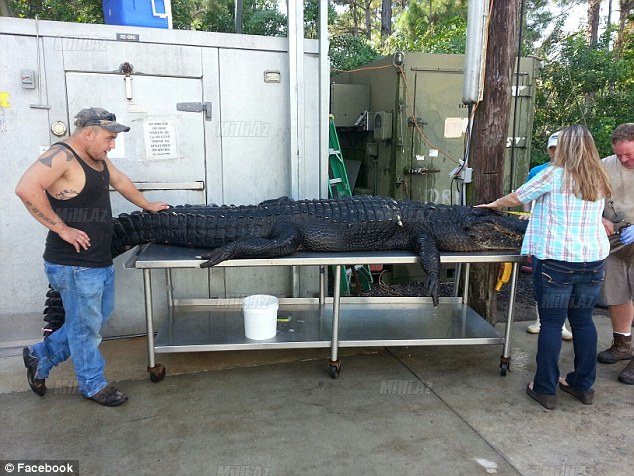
{"left": 552, "top": 124, "right": 612, "bottom": 201}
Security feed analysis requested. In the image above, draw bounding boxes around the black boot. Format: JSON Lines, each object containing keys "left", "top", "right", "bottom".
{"left": 597, "top": 333, "right": 632, "bottom": 364}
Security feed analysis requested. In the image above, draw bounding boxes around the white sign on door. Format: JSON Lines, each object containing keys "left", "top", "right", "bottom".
{"left": 143, "top": 119, "right": 178, "bottom": 160}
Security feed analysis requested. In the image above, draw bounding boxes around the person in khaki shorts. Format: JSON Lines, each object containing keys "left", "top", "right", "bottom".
{"left": 599, "top": 123, "right": 634, "bottom": 385}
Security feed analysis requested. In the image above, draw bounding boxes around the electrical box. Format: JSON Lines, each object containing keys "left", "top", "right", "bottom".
{"left": 373, "top": 111, "right": 392, "bottom": 141}
{"left": 20, "top": 69, "right": 35, "bottom": 89}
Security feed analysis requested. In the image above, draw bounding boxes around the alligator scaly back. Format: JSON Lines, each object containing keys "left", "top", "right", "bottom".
{"left": 111, "top": 196, "right": 404, "bottom": 258}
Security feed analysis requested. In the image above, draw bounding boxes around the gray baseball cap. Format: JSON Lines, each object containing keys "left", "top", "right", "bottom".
{"left": 74, "top": 107, "right": 130, "bottom": 133}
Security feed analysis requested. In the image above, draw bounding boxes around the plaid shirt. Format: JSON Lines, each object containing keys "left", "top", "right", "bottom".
{"left": 516, "top": 166, "right": 609, "bottom": 262}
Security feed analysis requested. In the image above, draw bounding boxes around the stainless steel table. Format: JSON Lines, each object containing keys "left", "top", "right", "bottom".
{"left": 125, "top": 244, "right": 525, "bottom": 381}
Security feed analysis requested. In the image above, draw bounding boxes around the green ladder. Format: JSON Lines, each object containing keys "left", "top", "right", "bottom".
{"left": 328, "top": 116, "right": 353, "bottom": 198}
{"left": 328, "top": 116, "right": 373, "bottom": 295}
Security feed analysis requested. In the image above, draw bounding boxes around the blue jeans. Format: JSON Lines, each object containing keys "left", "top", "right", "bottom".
{"left": 532, "top": 258, "right": 605, "bottom": 395}
{"left": 33, "top": 262, "right": 115, "bottom": 397}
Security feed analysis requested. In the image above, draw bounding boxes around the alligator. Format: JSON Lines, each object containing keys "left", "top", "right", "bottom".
{"left": 43, "top": 196, "right": 527, "bottom": 335}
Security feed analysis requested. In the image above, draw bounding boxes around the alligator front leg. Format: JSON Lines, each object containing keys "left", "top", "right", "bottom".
{"left": 200, "top": 222, "right": 303, "bottom": 267}
{"left": 413, "top": 229, "right": 441, "bottom": 307}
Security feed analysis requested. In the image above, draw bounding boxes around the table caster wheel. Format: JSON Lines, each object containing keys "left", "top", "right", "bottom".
{"left": 500, "top": 362, "right": 509, "bottom": 377}
{"left": 329, "top": 360, "right": 341, "bottom": 379}
{"left": 148, "top": 364, "right": 166, "bottom": 383}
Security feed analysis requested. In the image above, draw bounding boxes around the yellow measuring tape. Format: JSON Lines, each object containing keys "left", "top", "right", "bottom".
{"left": 502, "top": 210, "right": 531, "bottom": 216}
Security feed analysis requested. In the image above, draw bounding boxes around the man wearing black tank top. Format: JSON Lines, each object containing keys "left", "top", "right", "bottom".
{"left": 15, "top": 107, "right": 169, "bottom": 406}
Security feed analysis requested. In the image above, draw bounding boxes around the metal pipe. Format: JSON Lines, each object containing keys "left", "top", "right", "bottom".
{"left": 292, "top": 266, "right": 300, "bottom": 298}
{"left": 318, "top": 0, "right": 329, "bottom": 199}
{"left": 30, "top": 15, "right": 51, "bottom": 110}
{"left": 143, "top": 269, "right": 156, "bottom": 369}
{"left": 502, "top": 262, "right": 519, "bottom": 359}
{"left": 166, "top": 269, "right": 174, "bottom": 308}
{"left": 234, "top": 0, "right": 243, "bottom": 33}
{"left": 330, "top": 265, "right": 342, "bottom": 363}
{"left": 319, "top": 265, "right": 326, "bottom": 305}
{"left": 287, "top": 0, "right": 304, "bottom": 199}
{"left": 462, "top": 0, "right": 488, "bottom": 104}
{"left": 462, "top": 263, "right": 471, "bottom": 304}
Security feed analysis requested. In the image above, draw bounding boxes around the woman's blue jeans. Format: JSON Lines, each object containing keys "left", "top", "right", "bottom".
{"left": 532, "top": 258, "right": 605, "bottom": 395}
{"left": 33, "top": 262, "right": 115, "bottom": 397}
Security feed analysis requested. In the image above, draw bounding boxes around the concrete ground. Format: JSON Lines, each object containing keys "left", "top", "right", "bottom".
{"left": 0, "top": 312, "right": 632, "bottom": 476}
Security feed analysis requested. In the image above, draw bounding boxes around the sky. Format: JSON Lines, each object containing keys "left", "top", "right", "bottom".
{"left": 275, "top": 0, "right": 619, "bottom": 35}
{"left": 559, "top": 0, "right": 618, "bottom": 33}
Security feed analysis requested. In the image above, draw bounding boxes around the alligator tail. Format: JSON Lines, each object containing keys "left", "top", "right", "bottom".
{"left": 111, "top": 205, "right": 278, "bottom": 258}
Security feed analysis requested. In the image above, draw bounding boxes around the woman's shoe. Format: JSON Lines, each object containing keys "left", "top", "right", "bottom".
{"left": 558, "top": 379, "right": 594, "bottom": 405}
{"left": 526, "top": 320, "right": 540, "bottom": 334}
{"left": 561, "top": 325, "right": 573, "bottom": 341}
{"left": 526, "top": 383, "right": 557, "bottom": 410}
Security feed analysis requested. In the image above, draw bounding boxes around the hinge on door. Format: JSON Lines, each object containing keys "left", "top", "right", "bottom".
{"left": 176, "top": 102, "right": 212, "bottom": 120}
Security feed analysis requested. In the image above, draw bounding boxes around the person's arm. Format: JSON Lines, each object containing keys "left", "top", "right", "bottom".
{"left": 15, "top": 146, "right": 91, "bottom": 252}
{"left": 519, "top": 201, "right": 533, "bottom": 220}
{"left": 620, "top": 226, "right": 634, "bottom": 245}
{"left": 475, "top": 192, "right": 522, "bottom": 211}
{"left": 106, "top": 159, "right": 169, "bottom": 212}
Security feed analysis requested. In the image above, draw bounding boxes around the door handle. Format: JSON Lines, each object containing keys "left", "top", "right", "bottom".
{"left": 176, "top": 102, "right": 212, "bottom": 121}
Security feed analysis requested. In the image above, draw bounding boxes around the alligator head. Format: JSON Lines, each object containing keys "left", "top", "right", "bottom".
{"left": 462, "top": 207, "right": 527, "bottom": 250}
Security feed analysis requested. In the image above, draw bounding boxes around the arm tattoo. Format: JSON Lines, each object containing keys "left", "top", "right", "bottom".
{"left": 38, "top": 146, "right": 74, "bottom": 168}
{"left": 24, "top": 200, "right": 58, "bottom": 226}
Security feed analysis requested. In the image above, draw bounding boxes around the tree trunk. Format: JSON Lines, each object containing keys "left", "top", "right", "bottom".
{"left": 468, "top": 0, "right": 519, "bottom": 323}
{"left": 365, "top": 0, "right": 372, "bottom": 40}
{"left": 587, "top": 0, "right": 601, "bottom": 46}
{"left": 381, "top": 0, "right": 392, "bottom": 44}
{"left": 352, "top": 1, "right": 359, "bottom": 36}
{"left": 0, "top": 0, "right": 12, "bottom": 17}
{"left": 614, "top": 0, "right": 634, "bottom": 49}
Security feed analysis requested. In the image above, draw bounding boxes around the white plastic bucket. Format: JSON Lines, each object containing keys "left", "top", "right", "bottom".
{"left": 242, "top": 295, "right": 279, "bottom": 340}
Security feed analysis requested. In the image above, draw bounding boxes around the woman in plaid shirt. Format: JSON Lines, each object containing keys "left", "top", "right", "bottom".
{"left": 478, "top": 124, "right": 611, "bottom": 410}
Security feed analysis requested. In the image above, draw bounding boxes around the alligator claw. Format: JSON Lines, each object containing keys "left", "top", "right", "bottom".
{"left": 199, "top": 245, "right": 236, "bottom": 268}
{"left": 427, "top": 276, "right": 440, "bottom": 307}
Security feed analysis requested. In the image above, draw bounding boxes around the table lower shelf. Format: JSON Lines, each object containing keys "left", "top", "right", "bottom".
{"left": 154, "top": 300, "right": 504, "bottom": 353}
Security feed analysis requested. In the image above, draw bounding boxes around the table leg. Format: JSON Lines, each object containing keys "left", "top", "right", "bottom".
{"left": 329, "top": 264, "right": 342, "bottom": 378}
{"left": 462, "top": 263, "right": 471, "bottom": 304}
{"left": 165, "top": 268, "right": 174, "bottom": 308}
{"left": 500, "top": 262, "right": 519, "bottom": 376}
{"left": 319, "top": 265, "right": 326, "bottom": 305}
{"left": 144, "top": 269, "right": 165, "bottom": 382}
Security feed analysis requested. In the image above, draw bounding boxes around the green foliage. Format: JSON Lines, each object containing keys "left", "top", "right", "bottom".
{"left": 531, "top": 29, "right": 634, "bottom": 165}
{"left": 9, "top": 0, "right": 287, "bottom": 36}
{"left": 171, "top": 0, "right": 213, "bottom": 30}
{"left": 9, "top": 0, "right": 103, "bottom": 23}
{"left": 304, "top": 0, "right": 336, "bottom": 39}
{"left": 329, "top": 34, "right": 382, "bottom": 73}
{"left": 387, "top": 0, "right": 467, "bottom": 54}
{"left": 175, "top": 0, "right": 286, "bottom": 36}
{"left": 388, "top": 14, "right": 466, "bottom": 54}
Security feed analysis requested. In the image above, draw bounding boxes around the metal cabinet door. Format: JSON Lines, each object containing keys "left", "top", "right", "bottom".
{"left": 65, "top": 72, "right": 209, "bottom": 337}
{"left": 65, "top": 73, "right": 206, "bottom": 185}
